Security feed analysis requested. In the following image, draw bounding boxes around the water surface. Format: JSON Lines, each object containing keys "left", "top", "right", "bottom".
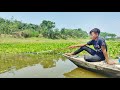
{"left": 0, "top": 53, "right": 108, "bottom": 78}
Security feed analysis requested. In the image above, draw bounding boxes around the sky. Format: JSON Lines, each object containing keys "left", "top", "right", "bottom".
{"left": 0, "top": 12, "right": 120, "bottom": 36}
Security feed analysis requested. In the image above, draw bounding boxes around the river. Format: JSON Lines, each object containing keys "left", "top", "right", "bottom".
{"left": 0, "top": 53, "right": 108, "bottom": 78}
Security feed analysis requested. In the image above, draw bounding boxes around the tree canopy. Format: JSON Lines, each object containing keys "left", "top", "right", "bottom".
{"left": 0, "top": 17, "right": 117, "bottom": 39}
{"left": 100, "top": 32, "right": 117, "bottom": 39}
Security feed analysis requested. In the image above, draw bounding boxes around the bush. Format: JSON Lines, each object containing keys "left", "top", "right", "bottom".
{"left": 21, "top": 29, "right": 39, "bottom": 38}
{"left": 61, "top": 35, "right": 67, "bottom": 40}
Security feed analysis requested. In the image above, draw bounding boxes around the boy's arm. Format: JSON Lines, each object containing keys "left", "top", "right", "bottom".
{"left": 69, "top": 40, "right": 93, "bottom": 49}
{"left": 69, "top": 44, "right": 87, "bottom": 48}
{"left": 101, "top": 46, "right": 115, "bottom": 65}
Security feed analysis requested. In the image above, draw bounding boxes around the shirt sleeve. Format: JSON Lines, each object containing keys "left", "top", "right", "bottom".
{"left": 87, "top": 40, "right": 93, "bottom": 45}
{"left": 99, "top": 39, "right": 106, "bottom": 46}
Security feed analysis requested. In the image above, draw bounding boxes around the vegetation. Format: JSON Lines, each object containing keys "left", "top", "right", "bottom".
{"left": 0, "top": 37, "right": 78, "bottom": 54}
{"left": 0, "top": 17, "right": 119, "bottom": 60}
{"left": 100, "top": 32, "right": 117, "bottom": 40}
{"left": 0, "top": 17, "right": 89, "bottom": 39}
{"left": 0, "top": 17, "right": 117, "bottom": 39}
{"left": 0, "top": 37, "right": 119, "bottom": 59}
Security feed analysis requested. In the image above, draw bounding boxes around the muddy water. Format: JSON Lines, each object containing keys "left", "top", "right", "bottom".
{"left": 0, "top": 53, "right": 108, "bottom": 78}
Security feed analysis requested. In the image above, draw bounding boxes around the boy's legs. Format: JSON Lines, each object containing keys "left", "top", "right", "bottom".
{"left": 65, "top": 46, "right": 96, "bottom": 56}
{"left": 73, "top": 46, "right": 104, "bottom": 62}
{"left": 65, "top": 46, "right": 104, "bottom": 62}
{"left": 73, "top": 46, "right": 96, "bottom": 55}
{"left": 84, "top": 54, "right": 103, "bottom": 62}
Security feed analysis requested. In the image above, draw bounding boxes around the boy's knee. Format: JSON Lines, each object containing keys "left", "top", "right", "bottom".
{"left": 84, "top": 55, "right": 93, "bottom": 62}
{"left": 84, "top": 55, "right": 101, "bottom": 62}
{"left": 84, "top": 55, "right": 89, "bottom": 60}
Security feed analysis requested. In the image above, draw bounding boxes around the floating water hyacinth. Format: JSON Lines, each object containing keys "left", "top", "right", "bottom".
{"left": 0, "top": 38, "right": 120, "bottom": 59}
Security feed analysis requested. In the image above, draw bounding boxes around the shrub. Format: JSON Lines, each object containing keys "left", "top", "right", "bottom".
{"left": 21, "top": 29, "right": 39, "bottom": 38}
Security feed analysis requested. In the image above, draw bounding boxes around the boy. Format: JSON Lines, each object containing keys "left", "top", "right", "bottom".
{"left": 65, "top": 28, "right": 115, "bottom": 65}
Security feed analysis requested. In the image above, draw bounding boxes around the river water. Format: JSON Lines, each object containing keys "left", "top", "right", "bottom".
{"left": 0, "top": 53, "right": 108, "bottom": 78}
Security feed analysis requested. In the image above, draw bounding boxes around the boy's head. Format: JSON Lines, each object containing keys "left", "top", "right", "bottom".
{"left": 89, "top": 28, "right": 100, "bottom": 40}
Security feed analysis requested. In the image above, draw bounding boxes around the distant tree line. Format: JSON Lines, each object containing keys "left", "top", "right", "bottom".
{"left": 100, "top": 32, "right": 117, "bottom": 40}
{"left": 0, "top": 17, "right": 117, "bottom": 39}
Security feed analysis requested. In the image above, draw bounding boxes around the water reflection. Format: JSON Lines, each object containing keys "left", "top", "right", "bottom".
{"left": 0, "top": 53, "right": 108, "bottom": 78}
{"left": 0, "top": 53, "right": 65, "bottom": 74}
{"left": 0, "top": 58, "right": 77, "bottom": 78}
{"left": 64, "top": 68, "right": 107, "bottom": 78}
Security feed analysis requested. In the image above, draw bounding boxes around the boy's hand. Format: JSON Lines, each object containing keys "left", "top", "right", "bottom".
{"left": 107, "top": 60, "right": 116, "bottom": 65}
{"left": 80, "top": 44, "right": 85, "bottom": 47}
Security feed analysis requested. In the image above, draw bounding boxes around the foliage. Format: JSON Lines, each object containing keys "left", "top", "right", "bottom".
{"left": 0, "top": 17, "right": 89, "bottom": 39}
{"left": 0, "top": 38, "right": 119, "bottom": 59}
{"left": 100, "top": 32, "right": 116, "bottom": 39}
{"left": 21, "top": 29, "right": 39, "bottom": 38}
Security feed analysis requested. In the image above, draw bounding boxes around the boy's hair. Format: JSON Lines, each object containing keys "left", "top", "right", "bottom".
{"left": 89, "top": 28, "right": 100, "bottom": 35}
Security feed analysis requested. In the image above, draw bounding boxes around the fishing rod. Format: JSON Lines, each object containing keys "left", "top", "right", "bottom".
{"left": 23, "top": 45, "right": 77, "bottom": 55}
{"left": 22, "top": 47, "right": 69, "bottom": 54}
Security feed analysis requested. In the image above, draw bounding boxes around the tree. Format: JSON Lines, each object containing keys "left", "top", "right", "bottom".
{"left": 100, "top": 32, "right": 108, "bottom": 39}
{"left": 40, "top": 20, "right": 55, "bottom": 38}
{"left": 100, "top": 32, "right": 117, "bottom": 40}
{"left": 108, "top": 33, "right": 116, "bottom": 38}
{"left": 60, "top": 28, "right": 88, "bottom": 39}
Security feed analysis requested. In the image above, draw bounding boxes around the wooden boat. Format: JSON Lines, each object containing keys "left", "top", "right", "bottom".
{"left": 63, "top": 54, "right": 120, "bottom": 77}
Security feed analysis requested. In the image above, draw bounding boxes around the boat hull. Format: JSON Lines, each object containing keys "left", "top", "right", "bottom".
{"left": 64, "top": 55, "right": 120, "bottom": 77}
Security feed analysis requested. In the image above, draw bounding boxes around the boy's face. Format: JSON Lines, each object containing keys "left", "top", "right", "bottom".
{"left": 90, "top": 32, "right": 98, "bottom": 40}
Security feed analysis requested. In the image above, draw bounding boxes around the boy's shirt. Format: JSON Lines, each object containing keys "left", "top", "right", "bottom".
{"left": 87, "top": 37, "right": 107, "bottom": 52}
